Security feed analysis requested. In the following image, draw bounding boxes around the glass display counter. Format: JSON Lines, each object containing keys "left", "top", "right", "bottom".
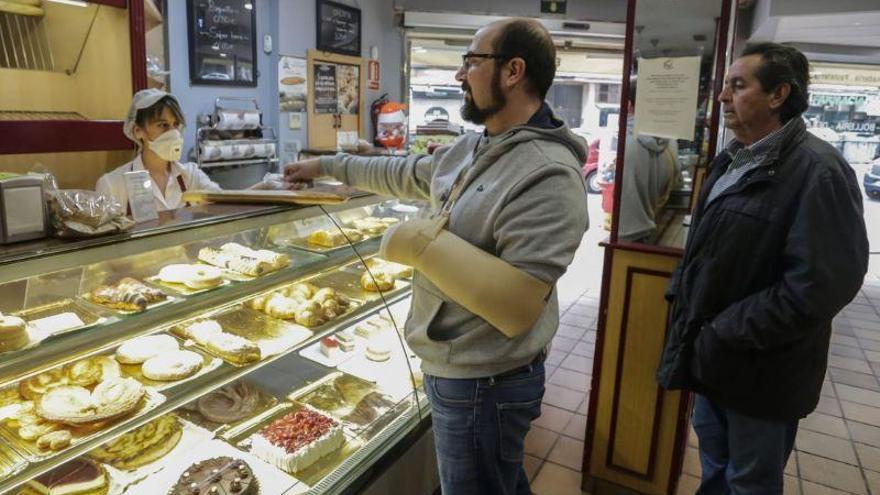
{"left": 0, "top": 195, "right": 427, "bottom": 495}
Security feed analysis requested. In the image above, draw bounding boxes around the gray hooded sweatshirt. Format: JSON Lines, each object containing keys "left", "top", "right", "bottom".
{"left": 618, "top": 133, "right": 679, "bottom": 243}
{"left": 320, "top": 121, "right": 589, "bottom": 378}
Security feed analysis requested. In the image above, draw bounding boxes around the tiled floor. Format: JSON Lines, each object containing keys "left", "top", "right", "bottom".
{"left": 527, "top": 277, "right": 880, "bottom": 495}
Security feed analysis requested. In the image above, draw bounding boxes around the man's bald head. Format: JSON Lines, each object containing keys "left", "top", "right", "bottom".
{"left": 477, "top": 18, "right": 557, "bottom": 100}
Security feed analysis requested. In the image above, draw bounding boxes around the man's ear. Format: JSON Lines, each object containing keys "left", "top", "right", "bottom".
{"left": 505, "top": 57, "right": 527, "bottom": 89}
{"left": 769, "top": 83, "right": 792, "bottom": 111}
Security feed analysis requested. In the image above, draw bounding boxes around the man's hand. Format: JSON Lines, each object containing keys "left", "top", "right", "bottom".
{"left": 283, "top": 158, "right": 323, "bottom": 190}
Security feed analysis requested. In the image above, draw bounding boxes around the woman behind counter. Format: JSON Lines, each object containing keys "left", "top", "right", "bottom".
{"left": 97, "top": 89, "right": 287, "bottom": 212}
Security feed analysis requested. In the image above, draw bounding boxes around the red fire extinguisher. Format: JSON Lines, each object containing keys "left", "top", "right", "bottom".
{"left": 370, "top": 93, "right": 389, "bottom": 146}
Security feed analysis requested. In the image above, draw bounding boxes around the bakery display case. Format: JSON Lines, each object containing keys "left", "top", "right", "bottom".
{"left": 0, "top": 194, "right": 428, "bottom": 495}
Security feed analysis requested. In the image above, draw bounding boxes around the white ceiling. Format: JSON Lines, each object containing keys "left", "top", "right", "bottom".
{"left": 773, "top": 11, "right": 880, "bottom": 48}
{"left": 634, "top": 0, "right": 726, "bottom": 58}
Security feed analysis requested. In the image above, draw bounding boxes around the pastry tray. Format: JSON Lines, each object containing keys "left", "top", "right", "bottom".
{"left": 0, "top": 387, "right": 165, "bottom": 462}
{"left": 116, "top": 337, "right": 223, "bottom": 392}
{"left": 123, "top": 437, "right": 300, "bottom": 495}
{"left": 185, "top": 306, "right": 314, "bottom": 364}
{"left": 297, "top": 338, "right": 359, "bottom": 368}
{"left": 281, "top": 232, "right": 377, "bottom": 254}
{"left": 98, "top": 415, "right": 215, "bottom": 490}
{"left": 290, "top": 372, "right": 397, "bottom": 431}
{"left": 245, "top": 285, "right": 364, "bottom": 333}
{"left": 13, "top": 299, "right": 109, "bottom": 340}
{"left": 309, "top": 265, "right": 410, "bottom": 303}
{"left": 79, "top": 290, "right": 178, "bottom": 316}
{"left": 0, "top": 442, "right": 26, "bottom": 482}
{"left": 175, "top": 380, "right": 279, "bottom": 436}
{"left": 225, "top": 401, "right": 363, "bottom": 487}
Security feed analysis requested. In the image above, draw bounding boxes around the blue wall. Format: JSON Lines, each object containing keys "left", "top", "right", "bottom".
{"left": 276, "top": 0, "right": 403, "bottom": 162}
{"left": 167, "top": 0, "right": 404, "bottom": 169}
{"left": 167, "top": 0, "right": 280, "bottom": 162}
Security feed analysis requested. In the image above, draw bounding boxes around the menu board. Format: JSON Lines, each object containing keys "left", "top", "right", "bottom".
{"left": 314, "top": 63, "right": 338, "bottom": 114}
{"left": 316, "top": 0, "right": 361, "bottom": 56}
{"left": 187, "top": 0, "right": 257, "bottom": 86}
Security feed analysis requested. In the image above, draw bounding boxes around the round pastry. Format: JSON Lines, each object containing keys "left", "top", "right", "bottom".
{"left": 19, "top": 369, "right": 68, "bottom": 401}
{"left": 116, "top": 335, "right": 180, "bottom": 364}
{"left": 196, "top": 381, "right": 261, "bottom": 424}
{"left": 36, "top": 429, "right": 72, "bottom": 451}
{"left": 89, "top": 415, "right": 182, "bottom": 470}
{"left": 360, "top": 269, "right": 395, "bottom": 292}
{"left": 90, "top": 378, "right": 145, "bottom": 420}
{"left": 263, "top": 293, "right": 298, "bottom": 319}
{"left": 184, "top": 320, "right": 224, "bottom": 346}
{"left": 158, "top": 264, "right": 223, "bottom": 290}
{"left": 142, "top": 350, "right": 203, "bottom": 381}
{"left": 63, "top": 357, "right": 121, "bottom": 387}
{"left": 365, "top": 340, "right": 391, "bottom": 362}
{"left": 168, "top": 457, "right": 259, "bottom": 495}
{"left": 36, "top": 386, "right": 94, "bottom": 423}
{"left": 0, "top": 312, "right": 29, "bottom": 353}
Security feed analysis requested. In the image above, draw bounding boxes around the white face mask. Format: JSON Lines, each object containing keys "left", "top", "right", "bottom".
{"left": 145, "top": 129, "right": 183, "bottom": 162}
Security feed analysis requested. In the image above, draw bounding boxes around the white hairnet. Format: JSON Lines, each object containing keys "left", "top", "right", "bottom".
{"left": 123, "top": 89, "right": 183, "bottom": 147}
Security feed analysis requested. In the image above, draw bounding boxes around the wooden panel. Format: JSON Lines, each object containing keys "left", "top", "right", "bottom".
{"left": 0, "top": 6, "right": 132, "bottom": 121}
{"left": 588, "top": 247, "right": 685, "bottom": 494}
{"left": 306, "top": 49, "right": 365, "bottom": 151}
{"left": 0, "top": 150, "right": 133, "bottom": 190}
{"left": 608, "top": 268, "right": 671, "bottom": 476}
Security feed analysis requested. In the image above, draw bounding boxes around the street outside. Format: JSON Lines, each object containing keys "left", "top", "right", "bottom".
{"left": 853, "top": 162, "right": 880, "bottom": 283}
{"left": 558, "top": 162, "right": 880, "bottom": 309}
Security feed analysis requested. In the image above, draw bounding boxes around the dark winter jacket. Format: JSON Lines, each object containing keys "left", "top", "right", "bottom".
{"left": 656, "top": 118, "right": 869, "bottom": 420}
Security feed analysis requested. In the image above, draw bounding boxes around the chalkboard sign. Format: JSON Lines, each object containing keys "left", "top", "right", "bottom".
{"left": 316, "top": 0, "right": 361, "bottom": 57}
{"left": 187, "top": 0, "right": 258, "bottom": 86}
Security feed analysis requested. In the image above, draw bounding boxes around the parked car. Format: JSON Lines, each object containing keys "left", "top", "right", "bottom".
{"left": 582, "top": 138, "right": 601, "bottom": 194}
{"left": 866, "top": 159, "right": 880, "bottom": 200}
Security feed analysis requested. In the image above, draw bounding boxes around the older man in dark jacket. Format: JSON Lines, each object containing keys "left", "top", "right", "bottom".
{"left": 657, "top": 43, "right": 869, "bottom": 493}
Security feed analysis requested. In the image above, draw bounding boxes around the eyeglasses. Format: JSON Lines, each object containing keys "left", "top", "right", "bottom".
{"left": 461, "top": 52, "right": 509, "bottom": 70}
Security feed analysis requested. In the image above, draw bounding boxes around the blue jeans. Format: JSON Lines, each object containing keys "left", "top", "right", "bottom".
{"left": 692, "top": 394, "right": 798, "bottom": 495}
{"left": 424, "top": 360, "right": 545, "bottom": 495}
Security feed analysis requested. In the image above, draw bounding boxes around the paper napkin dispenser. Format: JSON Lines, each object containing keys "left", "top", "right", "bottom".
{"left": 0, "top": 174, "right": 48, "bottom": 244}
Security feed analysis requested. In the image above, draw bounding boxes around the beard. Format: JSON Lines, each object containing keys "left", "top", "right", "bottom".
{"left": 460, "top": 70, "right": 506, "bottom": 124}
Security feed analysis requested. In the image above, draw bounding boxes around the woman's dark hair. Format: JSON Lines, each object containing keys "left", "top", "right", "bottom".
{"left": 135, "top": 95, "right": 186, "bottom": 128}
{"left": 492, "top": 19, "right": 557, "bottom": 100}
{"left": 741, "top": 43, "right": 810, "bottom": 122}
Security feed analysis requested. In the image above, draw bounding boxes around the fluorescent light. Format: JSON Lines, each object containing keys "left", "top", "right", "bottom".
{"left": 245, "top": 2, "right": 253, "bottom": 9}
{"left": 47, "top": 0, "right": 88, "bottom": 6}
{"left": 220, "top": 53, "right": 227, "bottom": 57}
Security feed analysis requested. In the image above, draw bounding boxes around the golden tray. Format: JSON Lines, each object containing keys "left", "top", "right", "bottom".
{"left": 224, "top": 401, "right": 363, "bottom": 487}
{"left": 245, "top": 284, "right": 364, "bottom": 332}
{"left": 291, "top": 372, "right": 397, "bottom": 431}
{"left": 176, "top": 379, "right": 279, "bottom": 436}
{"left": 281, "top": 232, "right": 377, "bottom": 254}
{"left": 310, "top": 266, "right": 410, "bottom": 303}
{"left": 14, "top": 299, "right": 108, "bottom": 339}
{"left": 0, "top": 442, "right": 26, "bottom": 482}
{"left": 116, "top": 336, "right": 223, "bottom": 392}
{"left": 0, "top": 388, "right": 165, "bottom": 462}
{"left": 172, "top": 306, "right": 313, "bottom": 366}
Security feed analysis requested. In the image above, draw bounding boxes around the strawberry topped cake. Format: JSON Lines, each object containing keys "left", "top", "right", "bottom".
{"left": 249, "top": 408, "right": 344, "bottom": 473}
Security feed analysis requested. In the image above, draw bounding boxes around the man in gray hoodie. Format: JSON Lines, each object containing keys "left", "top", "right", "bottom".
{"left": 285, "top": 18, "right": 589, "bottom": 495}
{"left": 618, "top": 81, "right": 680, "bottom": 244}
